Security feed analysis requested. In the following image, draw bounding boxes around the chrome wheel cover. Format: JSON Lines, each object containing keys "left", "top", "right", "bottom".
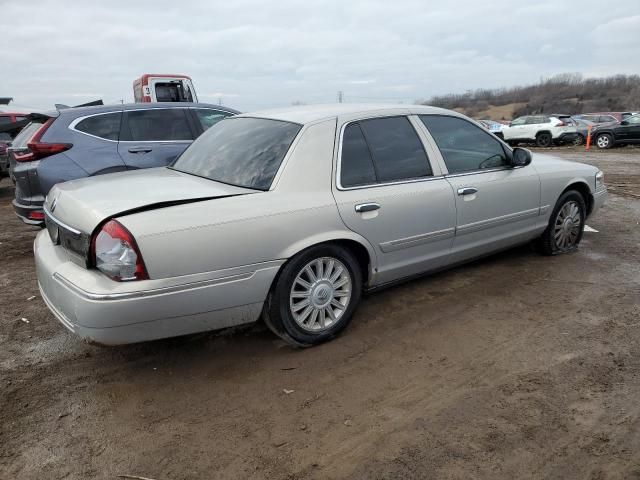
{"left": 289, "top": 257, "right": 352, "bottom": 332}
{"left": 554, "top": 200, "right": 581, "bottom": 250}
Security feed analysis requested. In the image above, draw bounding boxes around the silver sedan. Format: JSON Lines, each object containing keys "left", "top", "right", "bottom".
{"left": 36, "top": 104, "right": 607, "bottom": 346}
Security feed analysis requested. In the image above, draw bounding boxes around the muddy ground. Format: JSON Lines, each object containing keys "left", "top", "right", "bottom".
{"left": 1, "top": 147, "right": 639, "bottom": 479}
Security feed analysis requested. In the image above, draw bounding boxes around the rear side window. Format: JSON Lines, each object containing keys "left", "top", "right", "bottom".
{"left": 194, "top": 109, "right": 232, "bottom": 130}
{"left": 122, "top": 108, "right": 193, "bottom": 141}
{"left": 0, "top": 117, "right": 10, "bottom": 124}
{"left": 75, "top": 112, "right": 121, "bottom": 140}
{"left": 420, "top": 115, "right": 508, "bottom": 174}
{"left": 340, "top": 116, "right": 431, "bottom": 187}
{"left": 340, "top": 124, "right": 377, "bottom": 187}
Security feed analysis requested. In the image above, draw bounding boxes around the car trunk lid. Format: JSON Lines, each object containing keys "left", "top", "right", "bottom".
{"left": 44, "top": 167, "right": 256, "bottom": 265}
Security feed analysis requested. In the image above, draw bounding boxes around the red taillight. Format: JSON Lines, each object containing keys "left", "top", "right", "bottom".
{"left": 90, "top": 219, "right": 148, "bottom": 281}
{"left": 28, "top": 211, "right": 45, "bottom": 220}
{"left": 556, "top": 121, "right": 567, "bottom": 127}
{"left": 13, "top": 118, "right": 72, "bottom": 162}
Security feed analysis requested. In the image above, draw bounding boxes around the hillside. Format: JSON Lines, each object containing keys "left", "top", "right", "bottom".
{"left": 424, "top": 73, "right": 640, "bottom": 120}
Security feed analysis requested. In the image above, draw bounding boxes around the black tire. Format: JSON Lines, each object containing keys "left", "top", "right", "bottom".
{"left": 263, "top": 244, "right": 363, "bottom": 347}
{"left": 538, "top": 190, "right": 586, "bottom": 256}
{"left": 536, "top": 132, "right": 552, "bottom": 148}
{"left": 507, "top": 140, "right": 518, "bottom": 147}
{"left": 595, "top": 133, "right": 613, "bottom": 149}
{"left": 573, "top": 134, "right": 585, "bottom": 146}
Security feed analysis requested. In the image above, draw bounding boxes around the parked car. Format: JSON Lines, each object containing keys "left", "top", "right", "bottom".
{"left": 573, "top": 118, "right": 596, "bottom": 146}
{"left": 621, "top": 111, "right": 639, "bottom": 120}
{"left": 574, "top": 113, "right": 619, "bottom": 124}
{"left": 9, "top": 102, "right": 238, "bottom": 224}
{"left": 502, "top": 115, "right": 578, "bottom": 147}
{"left": 0, "top": 114, "right": 29, "bottom": 178}
{"left": 36, "top": 104, "right": 607, "bottom": 347}
{"left": 477, "top": 119, "right": 505, "bottom": 138}
{"left": 590, "top": 113, "right": 640, "bottom": 149}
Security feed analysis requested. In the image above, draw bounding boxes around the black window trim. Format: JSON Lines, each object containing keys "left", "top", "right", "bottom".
{"left": 336, "top": 115, "right": 438, "bottom": 191}
{"left": 418, "top": 114, "right": 515, "bottom": 178}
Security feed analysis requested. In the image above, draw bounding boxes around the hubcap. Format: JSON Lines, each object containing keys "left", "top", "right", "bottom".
{"left": 290, "top": 257, "right": 352, "bottom": 332}
{"left": 554, "top": 201, "right": 581, "bottom": 250}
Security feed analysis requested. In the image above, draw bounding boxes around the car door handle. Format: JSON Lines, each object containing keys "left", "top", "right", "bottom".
{"left": 457, "top": 187, "right": 478, "bottom": 196}
{"left": 128, "top": 147, "right": 153, "bottom": 154}
{"left": 355, "top": 202, "right": 380, "bottom": 213}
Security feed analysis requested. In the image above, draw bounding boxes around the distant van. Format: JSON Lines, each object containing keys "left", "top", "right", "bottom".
{"left": 133, "top": 74, "right": 198, "bottom": 103}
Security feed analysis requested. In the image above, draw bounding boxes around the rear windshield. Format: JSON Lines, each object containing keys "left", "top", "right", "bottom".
{"left": 171, "top": 117, "right": 301, "bottom": 191}
{"left": 10, "top": 120, "right": 44, "bottom": 148}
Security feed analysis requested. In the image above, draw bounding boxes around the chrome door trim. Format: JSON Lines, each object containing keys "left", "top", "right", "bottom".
{"left": 379, "top": 227, "right": 456, "bottom": 253}
{"left": 456, "top": 207, "right": 540, "bottom": 235}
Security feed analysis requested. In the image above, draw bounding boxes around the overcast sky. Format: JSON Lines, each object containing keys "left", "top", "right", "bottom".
{"left": 2, "top": 0, "right": 640, "bottom": 112}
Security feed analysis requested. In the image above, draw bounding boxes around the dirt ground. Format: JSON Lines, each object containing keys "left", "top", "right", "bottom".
{"left": 1, "top": 147, "right": 640, "bottom": 480}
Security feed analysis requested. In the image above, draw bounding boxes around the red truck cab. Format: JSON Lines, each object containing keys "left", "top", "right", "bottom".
{"left": 133, "top": 74, "right": 198, "bottom": 103}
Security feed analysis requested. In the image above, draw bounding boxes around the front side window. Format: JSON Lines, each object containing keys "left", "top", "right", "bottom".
{"left": 510, "top": 117, "right": 526, "bottom": 126}
{"left": 122, "top": 108, "right": 193, "bottom": 141}
{"left": 194, "top": 109, "right": 232, "bottom": 130}
{"left": 75, "top": 112, "right": 121, "bottom": 140}
{"left": 420, "top": 115, "right": 509, "bottom": 174}
{"left": 340, "top": 116, "right": 431, "bottom": 187}
{"left": 172, "top": 117, "right": 301, "bottom": 191}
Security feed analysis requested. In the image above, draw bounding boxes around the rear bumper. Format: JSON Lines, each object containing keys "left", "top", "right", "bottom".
{"left": 13, "top": 198, "right": 45, "bottom": 225}
{"left": 34, "top": 230, "right": 282, "bottom": 345}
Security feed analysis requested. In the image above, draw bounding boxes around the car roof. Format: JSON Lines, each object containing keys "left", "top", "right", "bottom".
{"left": 237, "top": 103, "right": 456, "bottom": 125}
{"left": 48, "top": 102, "right": 240, "bottom": 118}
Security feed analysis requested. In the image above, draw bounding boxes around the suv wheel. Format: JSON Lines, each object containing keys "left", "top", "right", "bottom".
{"left": 538, "top": 190, "right": 586, "bottom": 255}
{"left": 573, "top": 134, "right": 585, "bottom": 146}
{"left": 595, "top": 133, "right": 613, "bottom": 149}
{"left": 263, "top": 244, "right": 362, "bottom": 347}
{"left": 536, "top": 132, "right": 552, "bottom": 147}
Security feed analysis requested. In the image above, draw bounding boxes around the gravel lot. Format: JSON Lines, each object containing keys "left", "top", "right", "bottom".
{"left": 1, "top": 147, "right": 639, "bottom": 479}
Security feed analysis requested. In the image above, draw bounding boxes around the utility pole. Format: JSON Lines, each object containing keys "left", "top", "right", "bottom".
{"left": 337, "top": 91, "right": 343, "bottom": 103}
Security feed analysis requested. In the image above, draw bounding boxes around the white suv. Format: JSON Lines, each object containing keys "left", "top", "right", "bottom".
{"left": 502, "top": 115, "right": 578, "bottom": 147}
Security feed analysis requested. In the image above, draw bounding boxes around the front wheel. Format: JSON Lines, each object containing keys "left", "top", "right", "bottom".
{"left": 573, "top": 134, "right": 585, "bottom": 146}
{"left": 595, "top": 133, "right": 613, "bottom": 149}
{"left": 263, "top": 244, "right": 362, "bottom": 347}
{"left": 538, "top": 190, "right": 586, "bottom": 255}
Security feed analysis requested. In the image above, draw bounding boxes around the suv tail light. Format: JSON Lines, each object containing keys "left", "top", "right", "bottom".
{"left": 556, "top": 121, "right": 567, "bottom": 127}
{"left": 91, "top": 219, "right": 148, "bottom": 281}
{"left": 13, "top": 118, "right": 72, "bottom": 162}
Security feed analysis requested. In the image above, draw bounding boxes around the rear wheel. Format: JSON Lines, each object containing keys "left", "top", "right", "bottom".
{"left": 573, "top": 134, "right": 585, "bottom": 146}
{"left": 538, "top": 190, "right": 586, "bottom": 255}
{"left": 263, "top": 244, "right": 362, "bottom": 347}
{"left": 595, "top": 133, "right": 613, "bottom": 149}
{"left": 536, "top": 132, "right": 552, "bottom": 147}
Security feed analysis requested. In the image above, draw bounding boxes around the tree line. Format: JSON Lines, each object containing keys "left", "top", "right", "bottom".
{"left": 422, "top": 73, "right": 640, "bottom": 119}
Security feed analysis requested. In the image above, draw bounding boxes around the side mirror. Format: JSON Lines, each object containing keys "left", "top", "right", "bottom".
{"left": 621, "top": 120, "right": 629, "bottom": 126}
{"left": 511, "top": 147, "right": 532, "bottom": 167}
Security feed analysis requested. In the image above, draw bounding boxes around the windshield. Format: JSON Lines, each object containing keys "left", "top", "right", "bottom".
{"left": 172, "top": 117, "right": 301, "bottom": 190}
